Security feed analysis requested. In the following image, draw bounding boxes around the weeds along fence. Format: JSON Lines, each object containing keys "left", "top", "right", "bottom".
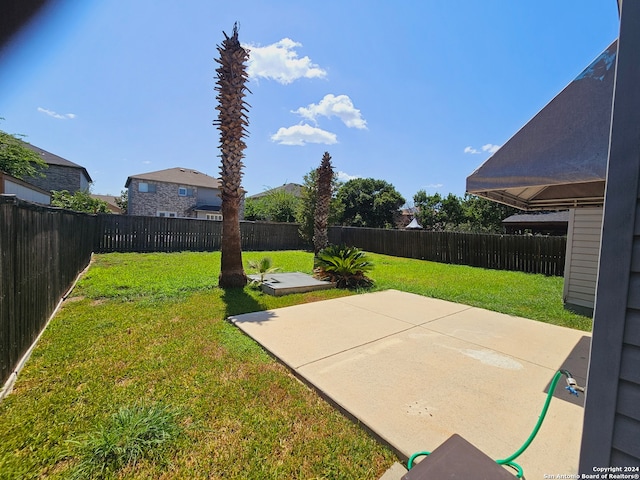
{"left": 328, "top": 226, "right": 567, "bottom": 276}
{"left": 94, "top": 215, "right": 306, "bottom": 252}
{"left": 0, "top": 196, "right": 94, "bottom": 387}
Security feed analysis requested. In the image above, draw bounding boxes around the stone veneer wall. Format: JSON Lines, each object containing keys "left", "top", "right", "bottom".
{"left": 24, "top": 165, "right": 83, "bottom": 193}
{"left": 128, "top": 178, "right": 200, "bottom": 217}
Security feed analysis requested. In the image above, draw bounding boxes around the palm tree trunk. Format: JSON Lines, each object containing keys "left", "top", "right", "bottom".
{"left": 219, "top": 192, "right": 246, "bottom": 287}
{"left": 314, "top": 151, "right": 333, "bottom": 253}
{"left": 215, "top": 22, "right": 250, "bottom": 288}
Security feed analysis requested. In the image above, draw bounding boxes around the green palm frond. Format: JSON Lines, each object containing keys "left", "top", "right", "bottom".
{"left": 313, "top": 245, "right": 374, "bottom": 289}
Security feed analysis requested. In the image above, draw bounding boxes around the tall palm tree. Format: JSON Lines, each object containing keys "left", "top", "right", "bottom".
{"left": 313, "top": 151, "right": 333, "bottom": 254}
{"left": 214, "top": 23, "right": 250, "bottom": 288}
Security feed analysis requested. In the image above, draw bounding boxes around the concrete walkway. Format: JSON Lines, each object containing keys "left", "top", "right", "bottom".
{"left": 228, "top": 290, "right": 590, "bottom": 479}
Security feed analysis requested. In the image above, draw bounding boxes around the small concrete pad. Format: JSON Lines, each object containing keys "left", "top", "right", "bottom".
{"left": 248, "top": 272, "right": 335, "bottom": 296}
{"left": 228, "top": 289, "right": 590, "bottom": 479}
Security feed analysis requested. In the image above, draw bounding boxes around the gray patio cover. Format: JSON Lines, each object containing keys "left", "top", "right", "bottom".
{"left": 466, "top": 40, "right": 617, "bottom": 210}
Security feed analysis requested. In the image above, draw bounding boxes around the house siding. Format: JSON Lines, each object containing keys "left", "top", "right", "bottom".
{"left": 563, "top": 207, "right": 603, "bottom": 315}
{"left": 197, "top": 187, "right": 221, "bottom": 206}
{"left": 580, "top": 3, "right": 640, "bottom": 469}
{"left": 24, "top": 164, "right": 87, "bottom": 193}
{"left": 128, "top": 179, "right": 201, "bottom": 217}
{"left": 1, "top": 175, "right": 51, "bottom": 204}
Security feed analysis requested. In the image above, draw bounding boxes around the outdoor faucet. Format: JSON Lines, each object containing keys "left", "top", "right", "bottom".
{"left": 560, "top": 370, "right": 585, "bottom": 397}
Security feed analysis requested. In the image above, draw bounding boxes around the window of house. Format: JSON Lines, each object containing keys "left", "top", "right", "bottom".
{"left": 139, "top": 182, "right": 156, "bottom": 193}
{"left": 157, "top": 211, "right": 177, "bottom": 218}
{"left": 206, "top": 213, "right": 222, "bottom": 221}
{"left": 178, "top": 187, "right": 194, "bottom": 197}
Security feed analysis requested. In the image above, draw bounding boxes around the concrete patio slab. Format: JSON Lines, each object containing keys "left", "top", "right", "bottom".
{"left": 230, "top": 299, "right": 415, "bottom": 368}
{"left": 426, "top": 306, "right": 591, "bottom": 374}
{"left": 335, "top": 289, "right": 473, "bottom": 326}
{"left": 228, "top": 289, "right": 590, "bottom": 479}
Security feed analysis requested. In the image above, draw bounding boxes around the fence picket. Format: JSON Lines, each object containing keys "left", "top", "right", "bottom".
{"left": 326, "top": 226, "right": 566, "bottom": 276}
{"left": 1, "top": 200, "right": 567, "bottom": 390}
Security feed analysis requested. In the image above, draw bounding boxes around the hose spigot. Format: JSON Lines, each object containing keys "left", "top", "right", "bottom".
{"left": 560, "top": 370, "right": 583, "bottom": 397}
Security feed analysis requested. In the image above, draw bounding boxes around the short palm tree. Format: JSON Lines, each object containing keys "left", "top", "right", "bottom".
{"left": 314, "top": 245, "right": 374, "bottom": 289}
{"left": 248, "top": 257, "right": 280, "bottom": 284}
{"left": 313, "top": 152, "right": 333, "bottom": 254}
{"left": 214, "top": 23, "right": 251, "bottom": 288}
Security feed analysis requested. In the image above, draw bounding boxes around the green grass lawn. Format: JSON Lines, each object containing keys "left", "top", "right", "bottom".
{"left": 0, "top": 251, "right": 591, "bottom": 479}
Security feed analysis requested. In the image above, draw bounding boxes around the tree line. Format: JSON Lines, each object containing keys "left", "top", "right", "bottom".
{"left": 245, "top": 172, "right": 519, "bottom": 240}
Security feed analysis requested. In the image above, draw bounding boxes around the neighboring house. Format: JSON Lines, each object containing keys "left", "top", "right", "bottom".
{"left": 21, "top": 142, "right": 92, "bottom": 193}
{"left": 502, "top": 211, "right": 569, "bottom": 236}
{"left": 467, "top": 40, "right": 618, "bottom": 315}
{"left": 246, "top": 183, "right": 303, "bottom": 200}
{"left": 125, "top": 167, "right": 232, "bottom": 220}
{"left": 0, "top": 171, "right": 51, "bottom": 205}
{"left": 397, "top": 207, "right": 418, "bottom": 228}
{"left": 90, "top": 194, "right": 122, "bottom": 214}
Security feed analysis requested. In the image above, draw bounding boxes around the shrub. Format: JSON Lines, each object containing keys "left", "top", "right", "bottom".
{"left": 313, "top": 245, "right": 374, "bottom": 289}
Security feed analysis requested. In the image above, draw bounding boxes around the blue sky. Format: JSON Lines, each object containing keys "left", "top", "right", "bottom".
{"left": 0, "top": 1, "right": 620, "bottom": 204}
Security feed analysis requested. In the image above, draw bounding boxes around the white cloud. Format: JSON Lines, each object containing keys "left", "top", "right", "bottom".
{"left": 244, "top": 38, "right": 327, "bottom": 85}
{"left": 464, "top": 144, "right": 501, "bottom": 155}
{"left": 37, "top": 107, "right": 75, "bottom": 120}
{"left": 270, "top": 123, "right": 337, "bottom": 146}
{"left": 423, "top": 183, "right": 444, "bottom": 189}
{"left": 482, "top": 143, "right": 501, "bottom": 154}
{"left": 336, "top": 170, "right": 360, "bottom": 182}
{"left": 293, "top": 94, "right": 367, "bottom": 129}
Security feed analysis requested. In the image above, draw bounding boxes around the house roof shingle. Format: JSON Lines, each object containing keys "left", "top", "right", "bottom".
{"left": 90, "top": 194, "right": 122, "bottom": 214}
{"left": 247, "top": 183, "right": 303, "bottom": 199}
{"left": 125, "top": 167, "right": 221, "bottom": 189}
{"left": 23, "top": 142, "right": 92, "bottom": 183}
{"left": 502, "top": 211, "right": 570, "bottom": 224}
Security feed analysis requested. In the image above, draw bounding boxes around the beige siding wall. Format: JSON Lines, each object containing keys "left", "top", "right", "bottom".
{"left": 2, "top": 178, "right": 51, "bottom": 205}
{"left": 563, "top": 207, "right": 603, "bottom": 313}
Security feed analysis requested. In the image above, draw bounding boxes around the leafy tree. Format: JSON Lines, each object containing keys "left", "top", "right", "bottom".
{"left": 460, "top": 194, "right": 519, "bottom": 233}
{"left": 115, "top": 189, "right": 128, "bottom": 213}
{"left": 0, "top": 127, "right": 47, "bottom": 179}
{"left": 336, "top": 178, "right": 405, "bottom": 229}
{"left": 214, "top": 23, "right": 250, "bottom": 288}
{"left": 296, "top": 168, "right": 344, "bottom": 245}
{"left": 413, "top": 191, "right": 443, "bottom": 230}
{"left": 313, "top": 152, "right": 333, "bottom": 253}
{"left": 413, "top": 190, "right": 519, "bottom": 233}
{"left": 413, "top": 191, "right": 465, "bottom": 231}
{"left": 51, "top": 190, "right": 111, "bottom": 214}
{"left": 244, "top": 190, "right": 299, "bottom": 222}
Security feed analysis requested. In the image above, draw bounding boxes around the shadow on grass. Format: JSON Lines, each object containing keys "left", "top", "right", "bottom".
{"left": 221, "top": 287, "right": 277, "bottom": 324}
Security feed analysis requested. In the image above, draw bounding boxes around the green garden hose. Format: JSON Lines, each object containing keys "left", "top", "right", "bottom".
{"left": 407, "top": 369, "right": 578, "bottom": 478}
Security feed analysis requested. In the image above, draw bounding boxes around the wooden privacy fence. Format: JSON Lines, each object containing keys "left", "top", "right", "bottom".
{"left": 2, "top": 202, "right": 567, "bottom": 391}
{"left": 0, "top": 196, "right": 94, "bottom": 387}
{"left": 95, "top": 215, "right": 306, "bottom": 253}
{"left": 328, "top": 226, "right": 567, "bottom": 276}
